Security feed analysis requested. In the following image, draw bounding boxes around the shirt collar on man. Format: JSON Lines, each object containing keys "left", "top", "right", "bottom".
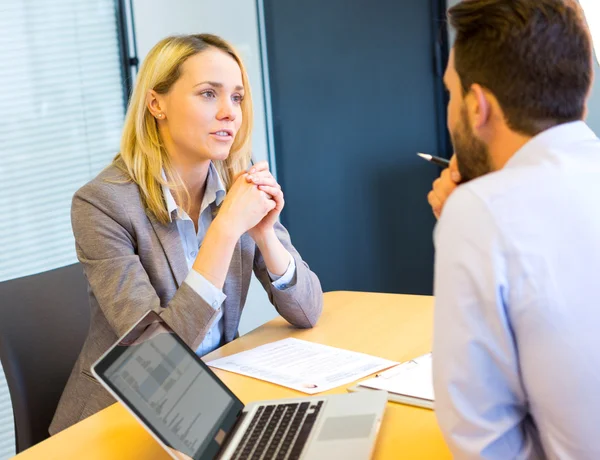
{"left": 505, "top": 121, "right": 598, "bottom": 170}
{"left": 161, "top": 162, "right": 226, "bottom": 223}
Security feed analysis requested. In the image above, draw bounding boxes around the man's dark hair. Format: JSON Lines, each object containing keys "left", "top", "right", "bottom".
{"left": 449, "top": 0, "right": 593, "bottom": 136}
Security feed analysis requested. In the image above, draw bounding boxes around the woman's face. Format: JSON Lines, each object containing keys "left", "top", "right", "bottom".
{"left": 155, "top": 47, "right": 245, "bottom": 164}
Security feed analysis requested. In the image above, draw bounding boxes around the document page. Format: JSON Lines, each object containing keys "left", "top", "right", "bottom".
{"left": 206, "top": 338, "right": 397, "bottom": 394}
{"left": 358, "top": 353, "right": 434, "bottom": 401}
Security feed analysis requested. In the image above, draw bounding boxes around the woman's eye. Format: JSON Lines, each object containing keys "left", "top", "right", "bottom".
{"left": 200, "top": 90, "right": 216, "bottom": 99}
{"left": 232, "top": 94, "right": 244, "bottom": 104}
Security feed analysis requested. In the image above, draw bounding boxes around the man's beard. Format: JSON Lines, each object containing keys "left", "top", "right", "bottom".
{"left": 451, "top": 106, "right": 493, "bottom": 182}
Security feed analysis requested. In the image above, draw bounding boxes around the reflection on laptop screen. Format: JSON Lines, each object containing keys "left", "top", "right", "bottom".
{"left": 98, "top": 321, "right": 236, "bottom": 460}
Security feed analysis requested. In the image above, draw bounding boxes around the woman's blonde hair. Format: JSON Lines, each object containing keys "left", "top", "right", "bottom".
{"left": 114, "top": 34, "right": 253, "bottom": 224}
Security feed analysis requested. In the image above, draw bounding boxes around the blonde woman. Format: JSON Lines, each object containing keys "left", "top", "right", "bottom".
{"left": 50, "top": 34, "right": 323, "bottom": 435}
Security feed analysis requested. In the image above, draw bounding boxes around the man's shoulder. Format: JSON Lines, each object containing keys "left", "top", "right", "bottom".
{"left": 462, "top": 167, "right": 530, "bottom": 205}
{"left": 436, "top": 169, "right": 525, "bottom": 248}
{"left": 443, "top": 165, "right": 537, "bottom": 223}
{"left": 440, "top": 176, "right": 496, "bottom": 226}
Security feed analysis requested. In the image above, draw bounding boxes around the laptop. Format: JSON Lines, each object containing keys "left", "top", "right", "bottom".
{"left": 92, "top": 310, "right": 388, "bottom": 460}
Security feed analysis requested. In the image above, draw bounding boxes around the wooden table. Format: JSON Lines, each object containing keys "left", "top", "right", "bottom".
{"left": 14, "top": 291, "right": 451, "bottom": 459}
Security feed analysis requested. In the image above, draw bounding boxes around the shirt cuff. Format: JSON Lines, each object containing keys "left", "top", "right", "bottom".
{"left": 184, "top": 269, "right": 227, "bottom": 310}
{"left": 268, "top": 254, "right": 297, "bottom": 290}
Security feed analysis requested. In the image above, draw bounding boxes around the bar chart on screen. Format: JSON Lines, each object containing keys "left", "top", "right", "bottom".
{"left": 108, "top": 337, "right": 227, "bottom": 453}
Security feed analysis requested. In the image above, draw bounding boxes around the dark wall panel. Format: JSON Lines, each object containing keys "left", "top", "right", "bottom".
{"left": 264, "top": 0, "right": 448, "bottom": 295}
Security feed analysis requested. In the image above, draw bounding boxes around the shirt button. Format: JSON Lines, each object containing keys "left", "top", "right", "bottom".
{"left": 212, "top": 301, "right": 218, "bottom": 308}
{"left": 190, "top": 250, "right": 198, "bottom": 258}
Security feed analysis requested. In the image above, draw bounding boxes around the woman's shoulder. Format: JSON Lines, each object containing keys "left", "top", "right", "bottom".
{"left": 71, "top": 161, "right": 146, "bottom": 240}
{"left": 75, "top": 159, "right": 139, "bottom": 202}
{"left": 72, "top": 159, "right": 145, "bottom": 226}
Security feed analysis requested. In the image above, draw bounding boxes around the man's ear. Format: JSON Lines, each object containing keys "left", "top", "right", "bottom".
{"left": 467, "top": 83, "right": 492, "bottom": 130}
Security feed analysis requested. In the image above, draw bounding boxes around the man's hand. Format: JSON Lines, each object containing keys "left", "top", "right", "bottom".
{"left": 428, "top": 155, "right": 461, "bottom": 219}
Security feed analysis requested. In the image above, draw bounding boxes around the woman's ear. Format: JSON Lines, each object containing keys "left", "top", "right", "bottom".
{"left": 146, "top": 89, "right": 166, "bottom": 120}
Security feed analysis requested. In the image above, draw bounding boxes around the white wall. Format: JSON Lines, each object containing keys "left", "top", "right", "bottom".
{"left": 131, "top": 0, "right": 278, "bottom": 334}
{"left": 586, "top": 63, "right": 600, "bottom": 132}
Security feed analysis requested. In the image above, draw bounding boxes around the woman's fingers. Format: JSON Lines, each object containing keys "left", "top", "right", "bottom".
{"left": 246, "top": 171, "right": 280, "bottom": 188}
{"left": 257, "top": 185, "right": 281, "bottom": 198}
{"left": 258, "top": 185, "right": 284, "bottom": 211}
{"left": 248, "top": 160, "right": 270, "bottom": 175}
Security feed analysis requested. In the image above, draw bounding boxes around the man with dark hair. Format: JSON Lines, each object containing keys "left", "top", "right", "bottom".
{"left": 432, "top": 0, "right": 600, "bottom": 458}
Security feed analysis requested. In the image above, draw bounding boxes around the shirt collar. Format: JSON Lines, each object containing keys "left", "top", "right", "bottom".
{"left": 161, "top": 162, "right": 226, "bottom": 223}
{"left": 505, "top": 121, "right": 598, "bottom": 169}
{"left": 202, "top": 162, "right": 227, "bottom": 210}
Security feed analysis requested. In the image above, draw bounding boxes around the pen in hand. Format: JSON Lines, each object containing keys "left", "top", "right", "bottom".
{"left": 417, "top": 153, "right": 450, "bottom": 168}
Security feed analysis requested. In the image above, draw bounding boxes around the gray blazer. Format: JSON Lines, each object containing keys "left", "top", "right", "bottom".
{"left": 49, "top": 162, "right": 323, "bottom": 435}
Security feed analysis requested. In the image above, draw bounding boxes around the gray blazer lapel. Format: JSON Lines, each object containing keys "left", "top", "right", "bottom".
{"left": 147, "top": 211, "right": 188, "bottom": 287}
{"left": 223, "top": 237, "right": 243, "bottom": 342}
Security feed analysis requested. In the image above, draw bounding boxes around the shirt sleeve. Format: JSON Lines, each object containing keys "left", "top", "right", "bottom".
{"left": 432, "top": 186, "right": 541, "bottom": 460}
{"left": 184, "top": 269, "right": 227, "bottom": 310}
{"left": 268, "top": 253, "right": 297, "bottom": 290}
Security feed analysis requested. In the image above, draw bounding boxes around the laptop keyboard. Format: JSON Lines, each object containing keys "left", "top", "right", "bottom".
{"left": 231, "top": 400, "right": 324, "bottom": 460}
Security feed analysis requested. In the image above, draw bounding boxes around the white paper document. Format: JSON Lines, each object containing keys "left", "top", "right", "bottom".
{"left": 206, "top": 338, "right": 398, "bottom": 394}
{"left": 358, "top": 353, "right": 434, "bottom": 401}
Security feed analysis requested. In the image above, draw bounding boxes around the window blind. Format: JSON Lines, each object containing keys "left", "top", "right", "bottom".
{"left": 0, "top": 0, "right": 127, "bottom": 457}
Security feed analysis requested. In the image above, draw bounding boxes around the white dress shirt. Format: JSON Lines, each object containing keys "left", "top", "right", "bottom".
{"left": 433, "top": 121, "right": 600, "bottom": 459}
{"left": 162, "top": 163, "right": 296, "bottom": 357}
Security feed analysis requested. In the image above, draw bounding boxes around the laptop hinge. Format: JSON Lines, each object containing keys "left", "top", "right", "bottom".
{"left": 216, "top": 410, "right": 247, "bottom": 459}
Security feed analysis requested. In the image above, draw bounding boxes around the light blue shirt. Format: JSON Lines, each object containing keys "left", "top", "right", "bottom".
{"left": 433, "top": 121, "right": 600, "bottom": 460}
{"left": 162, "top": 163, "right": 296, "bottom": 357}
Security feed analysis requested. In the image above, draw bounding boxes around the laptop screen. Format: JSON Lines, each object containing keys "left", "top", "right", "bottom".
{"left": 93, "top": 311, "right": 244, "bottom": 460}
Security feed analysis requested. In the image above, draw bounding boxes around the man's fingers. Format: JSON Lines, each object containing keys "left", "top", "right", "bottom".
{"left": 435, "top": 169, "right": 457, "bottom": 197}
{"left": 428, "top": 190, "right": 442, "bottom": 217}
{"left": 428, "top": 158, "right": 460, "bottom": 220}
{"left": 449, "top": 155, "right": 461, "bottom": 183}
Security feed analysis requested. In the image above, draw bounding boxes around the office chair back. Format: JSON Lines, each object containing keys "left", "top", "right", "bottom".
{"left": 0, "top": 263, "right": 90, "bottom": 452}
